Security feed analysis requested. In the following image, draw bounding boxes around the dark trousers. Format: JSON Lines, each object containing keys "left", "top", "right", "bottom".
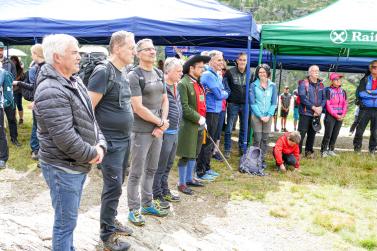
{"left": 14, "top": 92, "right": 23, "bottom": 112}
{"left": 273, "top": 151, "right": 297, "bottom": 167}
{"left": 0, "top": 108, "right": 9, "bottom": 162}
{"left": 30, "top": 112, "right": 39, "bottom": 152}
{"left": 349, "top": 115, "right": 360, "bottom": 133}
{"left": 298, "top": 114, "right": 317, "bottom": 154}
{"left": 321, "top": 115, "right": 342, "bottom": 152}
{"left": 224, "top": 103, "right": 246, "bottom": 152}
{"left": 353, "top": 109, "right": 377, "bottom": 152}
{"left": 100, "top": 137, "right": 131, "bottom": 242}
{"left": 152, "top": 133, "right": 178, "bottom": 197}
{"left": 4, "top": 106, "right": 18, "bottom": 141}
{"left": 197, "top": 112, "right": 219, "bottom": 177}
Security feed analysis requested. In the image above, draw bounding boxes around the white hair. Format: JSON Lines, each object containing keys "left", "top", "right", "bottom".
{"left": 164, "top": 57, "right": 182, "bottom": 74}
{"left": 308, "top": 65, "right": 319, "bottom": 72}
{"left": 42, "top": 34, "right": 79, "bottom": 65}
{"left": 208, "top": 50, "right": 223, "bottom": 59}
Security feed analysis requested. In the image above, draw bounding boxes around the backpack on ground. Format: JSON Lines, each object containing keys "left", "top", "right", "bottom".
{"left": 239, "top": 146, "right": 266, "bottom": 176}
{"left": 78, "top": 52, "right": 108, "bottom": 86}
{"left": 2, "top": 69, "right": 15, "bottom": 108}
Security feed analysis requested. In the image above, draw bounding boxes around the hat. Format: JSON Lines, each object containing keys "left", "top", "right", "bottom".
{"left": 0, "top": 42, "right": 4, "bottom": 48}
{"left": 329, "top": 73, "right": 343, "bottom": 81}
{"left": 312, "top": 117, "right": 321, "bottom": 132}
{"left": 182, "top": 55, "right": 211, "bottom": 74}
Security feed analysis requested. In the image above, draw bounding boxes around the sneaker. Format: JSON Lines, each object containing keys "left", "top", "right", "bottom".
{"left": 321, "top": 151, "right": 329, "bottom": 158}
{"left": 327, "top": 150, "right": 337, "bottom": 156}
{"left": 0, "top": 160, "right": 6, "bottom": 169}
{"left": 153, "top": 196, "right": 170, "bottom": 209}
{"left": 114, "top": 219, "right": 133, "bottom": 236}
{"left": 128, "top": 210, "right": 145, "bottom": 226}
{"left": 212, "top": 152, "right": 223, "bottom": 162}
{"left": 206, "top": 169, "right": 219, "bottom": 177}
{"left": 198, "top": 173, "right": 215, "bottom": 181}
{"left": 186, "top": 180, "right": 205, "bottom": 187}
{"left": 141, "top": 203, "right": 168, "bottom": 217}
{"left": 19, "top": 118, "right": 24, "bottom": 125}
{"left": 224, "top": 151, "right": 231, "bottom": 159}
{"left": 31, "top": 150, "right": 39, "bottom": 160}
{"left": 178, "top": 184, "right": 193, "bottom": 195}
{"left": 103, "top": 233, "right": 131, "bottom": 251}
{"left": 11, "top": 139, "right": 21, "bottom": 147}
{"left": 163, "top": 193, "right": 181, "bottom": 202}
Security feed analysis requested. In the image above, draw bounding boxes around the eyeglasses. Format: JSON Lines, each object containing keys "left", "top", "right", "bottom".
{"left": 371, "top": 65, "right": 377, "bottom": 69}
{"left": 137, "top": 47, "right": 156, "bottom": 52}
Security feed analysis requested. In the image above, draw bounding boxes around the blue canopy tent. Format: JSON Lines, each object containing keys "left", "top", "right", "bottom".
{"left": 0, "top": 0, "right": 259, "bottom": 151}
{"left": 165, "top": 46, "right": 373, "bottom": 73}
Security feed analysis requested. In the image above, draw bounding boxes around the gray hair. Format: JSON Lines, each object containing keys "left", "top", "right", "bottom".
{"left": 109, "top": 30, "right": 134, "bottom": 53}
{"left": 288, "top": 131, "right": 301, "bottom": 144}
{"left": 164, "top": 57, "right": 182, "bottom": 74}
{"left": 42, "top": 34, "right": 78, "bottom": 65}
{"left": 136, "top": 38, "right": 153, "bottom": 52}
{"left": 208, "top": 50, "right": 223, "bottom": 59}
{"left": 308, "top": 65, "right": 319, "bottom": 72}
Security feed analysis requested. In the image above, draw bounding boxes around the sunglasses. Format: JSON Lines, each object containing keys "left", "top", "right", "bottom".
{"left": 371, "top": 65, "right": 377, "bottom": 69}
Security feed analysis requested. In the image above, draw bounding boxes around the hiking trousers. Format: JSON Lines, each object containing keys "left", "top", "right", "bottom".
{"left": 298, "top": 114, "right": 317, "bottom": 154}
{"left": 353, "top": 108, "right": 377, "bottom": 152}
{"left": 321, "top": 114, "right": 342, "bottom": 152}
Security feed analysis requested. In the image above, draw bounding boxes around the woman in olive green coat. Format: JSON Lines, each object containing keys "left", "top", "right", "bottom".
{"left": 176, "top": 55, "right": 209, "bottom": 195}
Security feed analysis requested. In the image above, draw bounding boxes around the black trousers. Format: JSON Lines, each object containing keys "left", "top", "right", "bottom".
{"left": 0, "top": 108, "right": 9, "bottom": 162}
{"left": 298, "top": 114, "right": 317, "bottom": 154}
{"left": 353, "top": 109, "right": 377, "bottom": 152}
{"left": 100, "top": 137, "right": 131, "bottom": 242}
{"left": 4, "top": 106, "right": 18, "bottom": 141}
{"left": 196, "top": 112, "right": 219, "bottom": 177}
{"left": 321, "top": 115, "right": 342, "bottom": 152}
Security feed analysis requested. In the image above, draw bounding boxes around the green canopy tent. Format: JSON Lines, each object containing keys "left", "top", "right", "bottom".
{"left": 260, "top": 0, "right": 377, "bottom": 62}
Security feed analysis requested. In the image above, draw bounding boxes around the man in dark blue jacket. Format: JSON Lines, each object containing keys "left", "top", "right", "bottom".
{"left": 298, "top": 65, "right": 325, "bottom": 158}
{"left": 353, "top": 60, "right": 377, "bottom": 153}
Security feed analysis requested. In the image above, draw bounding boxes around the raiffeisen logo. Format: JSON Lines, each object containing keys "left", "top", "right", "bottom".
{"left": 330, "top": 30, "right": 377, "bottom": 44}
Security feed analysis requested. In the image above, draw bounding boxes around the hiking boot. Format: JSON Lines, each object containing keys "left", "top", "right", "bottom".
{"left": 11, "top": 139, "right": 21, "bottom": 147}
{"left": 163, "top": 193, "right": 181, "bottom": 202}
{"left": 212, "top": 152, "right": 223, "bottom": 162}
{"left": 0, "top": 160, "right": 6, "bottom": 169}
{"left": 31, "top": 150, "right": 39, "bottom": 160}
{"left": 206, "top": 169, "right": 219, "bottom": 177}
{"left": 103, "top": 233, "right": 131, "bottom": 251}
{"left": 224, "top": 151, "right": 231, "bottom": 159}
{"left": 186, "top": 180, "right": 205, "bottom": 187}
{"left": 128, "top": 210, "right": 145, "bottom": 226}
{"left": 178, "top": 184, "right": 193, "bottom": 195}
{"left": 327, "top": 150, "right": 337, "bottom": 156}
{"left": 198, "top": 174, "right": 215, "bottom": 182}
{"left": 153, "top": 196, "right": 170, "bottom": 209}
{"left": 114, "top": 219, "right": 133, "bottom": 236}
{"left": 141, "top": 203, "right": 168, "bottom": 217}
{"left": 321, "top": 151, "right": 329, "bottom": 158}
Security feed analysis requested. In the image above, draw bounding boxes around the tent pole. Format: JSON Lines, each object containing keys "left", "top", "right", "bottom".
{"left": 258, "top": 42, "right": 263, "bottom": 65}
{"left": 243, "top": 14, "right": 253, "bottom": 153}
{"left": 272, "top": 47, "right": 277, "bottom": 82}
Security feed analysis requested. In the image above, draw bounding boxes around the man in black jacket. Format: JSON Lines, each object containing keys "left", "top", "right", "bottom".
{"left": 34, "top": 34, "right": 106, "bottom": 251}
{"left": 223, "top": 53, "right": 252, "bottom": 158}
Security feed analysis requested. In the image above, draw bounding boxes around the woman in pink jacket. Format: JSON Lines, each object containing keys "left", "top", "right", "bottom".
{"left": 321, "top": 73, "right": 348, "bottom": 157}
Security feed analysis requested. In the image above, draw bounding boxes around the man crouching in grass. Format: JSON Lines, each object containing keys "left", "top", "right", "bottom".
{"left": 273, "top": 131, "right": 301, "bottom": 172}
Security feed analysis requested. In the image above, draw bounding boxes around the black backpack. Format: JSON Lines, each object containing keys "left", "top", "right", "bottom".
{"left": 128, "top": 66, "right": 164, "bottom": 93}
{"left": 78, "top": 52, "right": 108, "bottom": 86}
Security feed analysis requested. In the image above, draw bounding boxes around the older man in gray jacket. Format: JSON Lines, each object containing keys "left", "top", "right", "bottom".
{"left": 34, "top": 34, "right": 107, "bottom": 251}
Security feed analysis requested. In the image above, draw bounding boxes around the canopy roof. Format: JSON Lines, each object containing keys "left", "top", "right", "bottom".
{"left": 0, "top": 0, "right": 259, "bottom": 47}
{"left": 165, "top": 46, "right": 373, "bottom": 73}
{"left": 261, "top": 0, "right": 377, "bottom": 57}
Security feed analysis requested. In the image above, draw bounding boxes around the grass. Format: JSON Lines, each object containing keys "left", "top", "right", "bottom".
{"left": 4, "top": 100, "right": 377, "bottom": 250}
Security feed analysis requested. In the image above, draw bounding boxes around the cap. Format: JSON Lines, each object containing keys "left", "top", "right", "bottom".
{"left": 329, "top": 73, "right": 343, "bottom": 81}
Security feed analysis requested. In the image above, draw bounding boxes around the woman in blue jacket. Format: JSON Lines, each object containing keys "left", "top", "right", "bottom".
{"left": 249, "top": 64, "right": 277, "bottom": 165}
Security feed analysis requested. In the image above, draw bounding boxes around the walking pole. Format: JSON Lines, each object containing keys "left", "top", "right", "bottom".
{"left": 205, "top": 129, "right": 233, "bottom": 171}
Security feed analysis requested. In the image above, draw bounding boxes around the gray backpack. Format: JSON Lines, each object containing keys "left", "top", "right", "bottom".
{"left": 239, "top": 146, "right": 266, "bottom": 176}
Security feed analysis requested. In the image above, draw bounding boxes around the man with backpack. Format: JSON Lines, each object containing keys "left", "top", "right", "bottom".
{"left": 0, "top": 61, "right": 13, "bottom": 169}
{"left": 297, "top": 65, "right": 326, "bottom": 158}
{"left": 127, "top": 38, "right": 170, "bottom": 226}
{"left": 87, "top": 31, "right": 134, "bottom": 251}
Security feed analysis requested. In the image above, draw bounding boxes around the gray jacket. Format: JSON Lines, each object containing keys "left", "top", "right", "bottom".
{"left": 34, "top": 64, "right": 107, "bottom": 173}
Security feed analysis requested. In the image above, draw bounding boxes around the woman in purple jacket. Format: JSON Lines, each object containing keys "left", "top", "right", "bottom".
{"left": 321, "top": 73, "right": 348, "bottom": 157}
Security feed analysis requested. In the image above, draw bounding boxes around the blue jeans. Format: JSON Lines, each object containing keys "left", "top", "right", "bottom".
{"left": 41, "top": 162, "right": 87, "bottom": 251}
{"left": 224, "top": 103, "right": 246, "bottom": 152}
{"left": 30, "top": 112, "right": 39, "bottom": 152}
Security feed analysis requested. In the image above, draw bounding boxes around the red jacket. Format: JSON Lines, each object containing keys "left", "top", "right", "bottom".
{"left": 273, "top": 132, "right": 300, "bottom": 168}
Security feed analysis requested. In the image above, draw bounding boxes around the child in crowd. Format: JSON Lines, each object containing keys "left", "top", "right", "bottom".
{"left": 273, "top": 131, "right": 301, "bottom": 172}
